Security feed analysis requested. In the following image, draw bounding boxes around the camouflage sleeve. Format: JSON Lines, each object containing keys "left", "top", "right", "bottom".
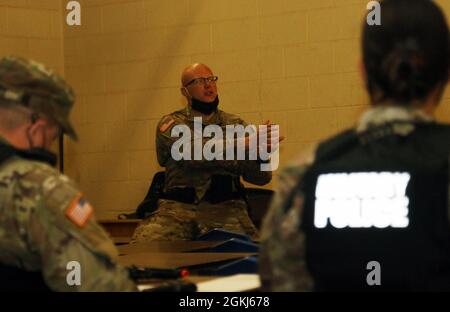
{"left": 156, "top": 114, "right": 272, "bottom": 185}
{"left": 23, "top": 168, "right": 137, "bottom": 292}
{"left": 259, "top": 146, "right": 317, "bottom": 291}
{"left": 156, "top": 115, "right": 241, "bottom": 171}
{"left": 235, "top": 118, "right": 272, "bottom": 186}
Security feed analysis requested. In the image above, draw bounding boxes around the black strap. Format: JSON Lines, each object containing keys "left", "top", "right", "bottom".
{"left": 203, "top": 175, "right": 243, "bottom": 204}
{"left": 0, "top": 143, "right": 16, "bottom": 165}
{"left": 160, "top": 187, "right": 197, "bottom": 204}
{"left": 160, "top": 175, "right": 244, "bottom": 204}
{"left": 133, "top": 171, "right": 166, "bottom": 218}
{"left": 0, "top": 143, "right": 56, "bottom": 167}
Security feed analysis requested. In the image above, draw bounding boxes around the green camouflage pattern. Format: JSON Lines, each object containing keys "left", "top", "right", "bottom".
{"left": 0, "top": 56, "right": 77, "bottom": 140}
{"left": 132, "top": 198, "right": 259, "bottom": 241}
{"left": 132, "top": 106, "right": 271, "bottom": 242}
{"left": 0, "top": 137, "right": 136, "bottom": 291}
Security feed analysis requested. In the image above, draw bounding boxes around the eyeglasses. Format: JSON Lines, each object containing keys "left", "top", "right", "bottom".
{"left": 184, "top": 76, "right": 218, "bottom": 87}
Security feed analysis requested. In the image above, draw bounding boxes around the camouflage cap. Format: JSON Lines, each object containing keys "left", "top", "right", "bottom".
{"left": 0, "top": 56, "right": 78, "bottom": 140}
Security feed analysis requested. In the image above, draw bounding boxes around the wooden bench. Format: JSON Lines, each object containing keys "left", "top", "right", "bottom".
{"left": 98, "top": 219, "right": 141, "bottom": 241}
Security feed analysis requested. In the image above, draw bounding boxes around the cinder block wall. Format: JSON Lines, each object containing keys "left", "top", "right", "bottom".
{"left": 7, "top": 0, "right": 446, "bottom": 218}
{"left": 0, "top": 0, "right": 64, "bottom": 73}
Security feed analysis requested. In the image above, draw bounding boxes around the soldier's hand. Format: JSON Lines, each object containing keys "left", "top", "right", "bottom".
{"left": 258, "top": 120, "right": 285, "bottom": 153}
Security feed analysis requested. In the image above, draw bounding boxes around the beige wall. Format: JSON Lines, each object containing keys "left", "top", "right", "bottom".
{"left": 17, "top": 0, "right": 447, "bottom": 218}
{"left": 0, "top": 0, "right": 63, "bottom": 74}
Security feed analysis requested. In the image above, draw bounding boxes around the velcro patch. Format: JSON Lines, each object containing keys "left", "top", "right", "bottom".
{"left": 65, "top": 193, "right": 93, "bottom": 228}
{"left": 159, "top": 118, "right": 175, "bottom": 132}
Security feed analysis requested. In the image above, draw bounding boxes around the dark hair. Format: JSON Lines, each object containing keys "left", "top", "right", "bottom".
{"left": 363, "top": 0, "right": 450, "bottom": 105}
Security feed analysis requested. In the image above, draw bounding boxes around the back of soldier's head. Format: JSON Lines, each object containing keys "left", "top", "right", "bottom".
{"left": 362, "top": 0, "right": 450, "bottom": 106}
{"left": 0, "top": 56, "right": 77, "bottom": 140}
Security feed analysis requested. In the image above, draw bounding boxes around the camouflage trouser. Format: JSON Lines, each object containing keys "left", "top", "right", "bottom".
{"left": 131, "top": 199, "right": 259, "bottom": 242}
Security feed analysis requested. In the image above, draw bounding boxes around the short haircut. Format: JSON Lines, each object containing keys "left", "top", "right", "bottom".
{"left": 0, "top": 101, "right": 33, "bottom": 132}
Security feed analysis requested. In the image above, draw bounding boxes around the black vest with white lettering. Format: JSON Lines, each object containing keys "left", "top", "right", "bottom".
{"left": 300, "top": 121, "right": 450, "bottom": 291}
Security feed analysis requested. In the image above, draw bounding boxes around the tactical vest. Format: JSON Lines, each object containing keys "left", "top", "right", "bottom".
{"left": 299, "top": 121, "right": 450, "bottom": 291}
{"left": 0, "top": 142, "right": 53, "bottom": 292}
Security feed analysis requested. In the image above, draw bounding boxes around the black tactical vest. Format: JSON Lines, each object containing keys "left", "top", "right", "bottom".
{"left": 300, "top": 121, "right": 450, "bottom": 291}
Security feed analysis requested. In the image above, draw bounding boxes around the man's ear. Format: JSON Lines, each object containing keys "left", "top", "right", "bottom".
{"left": 26, "top": 118, "right": 47, "bottom": 148}
{"left": 28, "top": 118, "right": 47, "bottom": 135}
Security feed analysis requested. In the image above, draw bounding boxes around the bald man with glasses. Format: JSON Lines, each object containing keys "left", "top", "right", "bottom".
{"left": 132, "top": 63, "right": 281, "bottom": 242}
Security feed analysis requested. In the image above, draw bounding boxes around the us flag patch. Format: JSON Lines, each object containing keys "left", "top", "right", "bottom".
{"left": 66, "top": 194, "right": 93, "bottom": 228}
{"left": 159, "top": 118, "right": 175, "bottom": 132}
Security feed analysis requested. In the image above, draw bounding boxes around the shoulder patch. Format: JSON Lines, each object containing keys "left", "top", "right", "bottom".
{"left": 159, "top": 118, "right": 176, "bottom": 132}
{"left": 65, "top": 193, "right": 93, "bottom": 228}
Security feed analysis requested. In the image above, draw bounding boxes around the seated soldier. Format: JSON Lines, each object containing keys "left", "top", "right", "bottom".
{"left": 132, "top": 63, "right": 283, "bottom": 242}
{"left": 0, "top": 57, "right": 136, "bottom": 291}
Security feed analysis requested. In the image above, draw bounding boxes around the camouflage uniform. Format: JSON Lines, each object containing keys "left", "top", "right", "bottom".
{"left": 0, "top": 57, "right": 136, "bottom": 291}
{"left": 132, "top": 105, "right": 272, "bottom": 242}
{"left": 259, "top": 106, "right": 435, "bottom": 291}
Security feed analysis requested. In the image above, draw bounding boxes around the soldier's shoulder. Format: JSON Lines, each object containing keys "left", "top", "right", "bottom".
{"left": 260, "top": 146, "right": 318, "bottom": 242}
{"left": 1, "top": 159, "right": 117, "bottom": 260}
{"left": 2, "top": 157, "right": 80, "bottom": 210}
{"left": 0, "top": 156, "right": 59, "bottom": 185}
{"left": 157, "top": 110, "right": 187, "bottom": 133}
{"left": 1, "top": 157, "right": 82, "bottom": 225}
{"left": 25, "top": 165, "right": 113, "bottom": 251}
{"left": 218, "top": 110, "right": 245, "bottom": 125}
{"left": 277, "top": 144, "right": 318, "bottom": 193}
